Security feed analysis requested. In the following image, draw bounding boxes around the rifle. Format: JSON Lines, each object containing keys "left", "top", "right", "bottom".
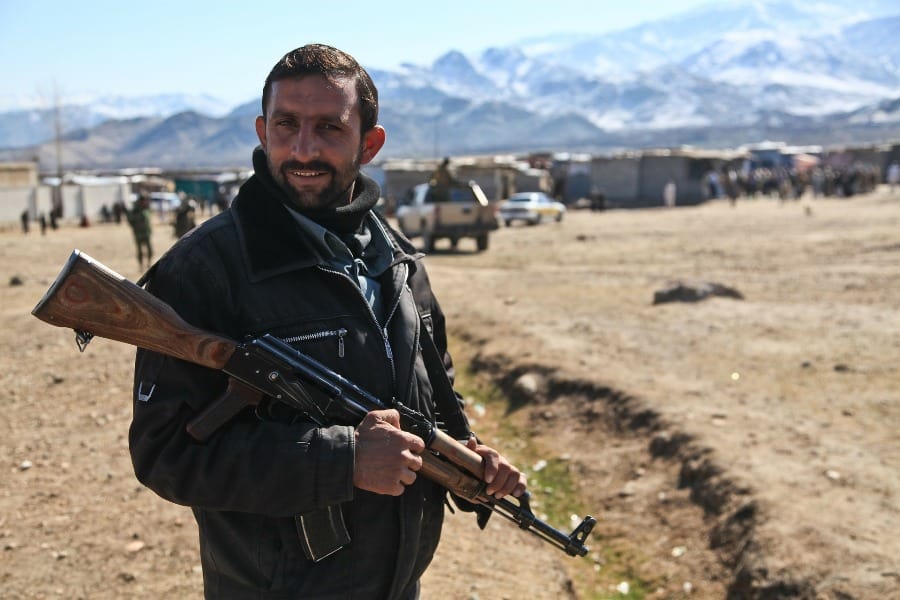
{"left": 32, "top": 249, "right": 596, "bottom": 557}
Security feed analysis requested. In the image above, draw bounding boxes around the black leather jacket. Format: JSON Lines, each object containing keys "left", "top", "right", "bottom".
{"left": 129, "top": 171, "right": 463, "bottom": 599}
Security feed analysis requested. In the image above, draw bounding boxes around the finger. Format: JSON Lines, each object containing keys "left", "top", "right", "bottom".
{"left": 488, "top": 468, "right": 518, "bottom": 497}
{"left": 512, "top": 472, "right": 528, "bottom": 497}
{"left": 479, "top": 449, "right": 500, "bottom": 484}
{"left": 485, "top": 468, "right": 507, "bottom": 497}
{"left": 385, "top": 482, "right": 406, "bottom": 496}
{"left": 403, "top": 431, "right": 426, "bottom": 454}
{"left": 399, "top": 468, "right": 418, "bottom": 486}
{"left": 378, "top": 409, "right": 401, "bottom": 428}
{"left": 403, "top": 450, "right": 424, "bottom": 472}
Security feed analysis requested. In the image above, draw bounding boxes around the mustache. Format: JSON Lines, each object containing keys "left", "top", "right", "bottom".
{"left": 280, "top": 160, "right": 335, "bottom": 174}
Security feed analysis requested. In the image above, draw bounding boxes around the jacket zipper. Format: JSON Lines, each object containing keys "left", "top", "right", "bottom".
{"left": 315, "top": 263, "right": 409, "bottom": 396}
{"left": 282, "top": 328, "right": 347, "bottom": 358}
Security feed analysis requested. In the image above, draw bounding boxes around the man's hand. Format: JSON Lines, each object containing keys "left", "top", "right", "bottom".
{"left": 354, "top": 409, "right": 425, "bottom": 496}
{"left": 465, "top": 437, "right": 528, "bottom": 499}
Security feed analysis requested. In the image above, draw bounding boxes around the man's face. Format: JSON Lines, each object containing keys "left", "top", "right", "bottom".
{"left": 255, "top": 75, "right": 384, "bottom": 211}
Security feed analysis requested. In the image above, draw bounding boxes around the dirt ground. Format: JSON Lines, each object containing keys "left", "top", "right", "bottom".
{"left": 1, "top": 187, "right": 898, "bottom": 599}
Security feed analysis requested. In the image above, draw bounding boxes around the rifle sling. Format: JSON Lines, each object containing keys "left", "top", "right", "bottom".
{"left": 417, "top": 312, "right": 496, "bottom": 528}
{"left": 416, "top": 312, "right": 473, "bottom": 441}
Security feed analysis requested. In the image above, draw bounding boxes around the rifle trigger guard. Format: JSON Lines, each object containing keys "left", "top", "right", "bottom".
{"left": 514, "top": 492, "right": 537, "bottom": 530}
{"left": 74, "top": 329, "right": 94, "bottom": 352}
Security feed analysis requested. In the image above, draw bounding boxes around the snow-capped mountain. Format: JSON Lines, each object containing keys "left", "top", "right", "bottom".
{"left": 371, "top": 0, "right": 900, "bottom": 135}
{"left": 512, "top": 0, "right": 894, "bottom": 77}
{"left": 2, "top": 0, "right": 899, "bottom": 169}
{"left": 679, "top": 30, "right": 899, "bottom": 113}
{"left": 0, "top": 93, "right": 236, "bottom": 150}
{"left": 0, "top": 91, "right": 233, "bottom": 120}
{"left": 86, "top": 93, "right": 234, "bottom": 120}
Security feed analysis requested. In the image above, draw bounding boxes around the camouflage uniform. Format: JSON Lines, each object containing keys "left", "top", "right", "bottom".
{"left": 127, "top": 199, "right": 153, "bottom": 268}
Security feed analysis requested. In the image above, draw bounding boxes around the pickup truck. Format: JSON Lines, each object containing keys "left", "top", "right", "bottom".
{"left": 395, "top": 181, "right": 498, "bottom": 252}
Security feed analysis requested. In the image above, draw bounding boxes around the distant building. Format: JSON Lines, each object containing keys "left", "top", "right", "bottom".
{"left": 0, "top": 162, "right": 129, "bottom": 226}
{"left": 0, "top": 162, "right": 38, "bottom": 187}
{"left": 590, "top": 148, "right": 748, "bottom": 208}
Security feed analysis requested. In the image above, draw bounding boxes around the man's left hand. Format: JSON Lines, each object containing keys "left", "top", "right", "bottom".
{"left": 465, "top": 437, "right": 527, "bottom": 499}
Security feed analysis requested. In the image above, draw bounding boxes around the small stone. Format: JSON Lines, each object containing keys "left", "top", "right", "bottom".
{"left": 514, "top": 373, "right": 543, "bottom": 395}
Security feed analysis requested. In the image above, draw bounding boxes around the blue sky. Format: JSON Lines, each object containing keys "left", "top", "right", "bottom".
{"left": 0, "top": 0, "right": 713, "bottom": 108}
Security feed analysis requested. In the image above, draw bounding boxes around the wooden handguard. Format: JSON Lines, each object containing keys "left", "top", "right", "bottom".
{"left": 428, "top": 429, "right": 485, "bottom": 480}
{"left": 419, "top": 452, "right": 485, "bottom": 501}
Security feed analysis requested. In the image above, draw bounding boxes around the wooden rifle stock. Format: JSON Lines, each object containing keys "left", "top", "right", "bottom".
{"left": 32, "top": 249, "right": 236, "bottom": 369}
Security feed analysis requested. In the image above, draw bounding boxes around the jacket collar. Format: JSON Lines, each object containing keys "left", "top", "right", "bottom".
{"left": 231, "top": 152, "right": 413, "bottom": 282}
{"left": 231, "top": 173, "right": 323, "bottom": 281}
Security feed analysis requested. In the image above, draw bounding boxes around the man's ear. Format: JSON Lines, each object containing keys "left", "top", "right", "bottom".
{"left": 255, "top": 116, "right": 267, "bottom": 149}
{"left": 360, "top": 126, "right": 386, "bottom": 165}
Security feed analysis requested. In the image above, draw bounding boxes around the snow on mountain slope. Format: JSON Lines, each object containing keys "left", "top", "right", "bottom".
{"left": 2, "top": 0, "right": 898, "bottom": 160}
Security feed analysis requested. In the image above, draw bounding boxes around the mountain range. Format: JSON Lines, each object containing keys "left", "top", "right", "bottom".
{"left": 2, "top": 0, "right": 899, "bottom": 171}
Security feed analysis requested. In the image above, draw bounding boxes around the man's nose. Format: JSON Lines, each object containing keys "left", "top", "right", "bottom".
{"left": 291, "top": 128, "right": 320, "bottom": 160}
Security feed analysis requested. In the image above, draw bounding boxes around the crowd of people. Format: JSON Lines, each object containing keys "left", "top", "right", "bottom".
{"left": 706, "top": 161, "right": 885, "bottom": 204}
{"left": 17, "top": 189, "right": 206, "bottom": 268}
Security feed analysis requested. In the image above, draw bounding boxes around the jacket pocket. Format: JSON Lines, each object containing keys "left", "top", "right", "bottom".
{"left": 282, "top": 327, "right": 348, "bottom": 359}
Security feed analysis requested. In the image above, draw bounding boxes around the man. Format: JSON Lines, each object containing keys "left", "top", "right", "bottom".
{"left": 126, "top": 193, "right": 153, "bottom": 268}
{"left": 172, "top": 195, "right": 197, "bottom": 238}
{"left": 128, "top": 44, "right": 525, "bottom": 599}
{"left": 428, "top": 157, "right": 456, "bottom": 204}
{"left": 429, "top": 157, "right": 455, "bottom": 187}
{"left": 888, "top": 160, "right": 899, "bottom": 193}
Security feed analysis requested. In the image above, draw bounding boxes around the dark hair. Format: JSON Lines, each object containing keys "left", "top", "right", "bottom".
{"left": 261, "top": 44, "right": 379, "bottom": 132}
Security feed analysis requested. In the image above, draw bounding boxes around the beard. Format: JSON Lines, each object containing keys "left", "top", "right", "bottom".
{"left": 268, "top": 149, "right": 362, "bottom": 212}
